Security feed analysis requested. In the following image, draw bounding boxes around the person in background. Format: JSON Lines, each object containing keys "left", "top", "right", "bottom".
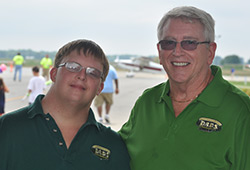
{"left": 94, "top": 65, "right": 119, "bottom": 123}
{"left": 40, "top": 54, "right": 53, "bottom": 80}
{"left": 27, "top": 66, "right": 46, "bottom": 105}
{"left": 12, "top": 52, "right": 24, "bottom": 81}
{"left": 231, "top": 67, "right": 235, "bottom": 79}
{"left": 0, "top": 77, "right": 9, "bottom": 116}
{"left": 119, "top": 6, "right": 250, "bottom": 170}
{"left": 0, "top": 39, "right": 130, "bottom": 170}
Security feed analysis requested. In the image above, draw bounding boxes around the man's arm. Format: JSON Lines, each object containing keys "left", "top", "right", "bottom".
{"left": 114, "top": 79, "right": 119, "bottom": 94}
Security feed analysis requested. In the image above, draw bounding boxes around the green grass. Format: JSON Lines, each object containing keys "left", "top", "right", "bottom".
{"left": 229, "top": 81, "right": 250, "bottom": 95}
{"left": 0, "top": 58, "right": 41, "bottom": 67}
{"left": 221, "top": 64, "right": 250, "bottom": 76}
{"left": 229, "top": 81, "right": 250, "bottom": 87}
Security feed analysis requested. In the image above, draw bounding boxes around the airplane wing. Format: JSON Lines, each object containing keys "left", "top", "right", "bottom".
{"left": 115, "top": 56, "right": 165, "bottom": 76}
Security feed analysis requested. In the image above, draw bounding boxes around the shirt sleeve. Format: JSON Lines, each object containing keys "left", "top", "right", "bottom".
{"left": 232, "top": 107, "right": 250, "bottom": 170}
{"left": 119, "top": 105, "right": 136, "bottom": 142}
{"left": 27, "top": 79, "right": 33, "bottom": 90}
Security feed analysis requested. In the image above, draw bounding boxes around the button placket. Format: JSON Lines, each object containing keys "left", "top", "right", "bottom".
{"left": 44, "top": 114, "right": 65, "bottom": 148}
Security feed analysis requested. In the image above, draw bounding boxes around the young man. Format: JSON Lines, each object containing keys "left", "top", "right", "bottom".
{"left": 0, "top": 39, "right": 130, "bottom": 170}
{"left": 119, "top": 6, "right": 250, "bottom": 170}
{"left": 94, "top": 65, "right": 119, "bottom": 123}
{"left": 27, "top": 66, "right": 46, "bottom": 105}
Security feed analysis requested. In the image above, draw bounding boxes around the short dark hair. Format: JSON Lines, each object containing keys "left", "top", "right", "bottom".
{"left": 54, "top": 39, "right": 109, "bottom": 81}
{"left": 32, "top": 66, "right": 39, "bottom": 73}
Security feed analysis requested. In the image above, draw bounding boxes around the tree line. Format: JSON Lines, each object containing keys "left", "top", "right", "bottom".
{"left": 0, "top": 49, "right": 248, "bottom": 65}
{"left": 0, "top": 49, "right": 56, "bottom": 60}
{"left": 213, "top": 55, "right": 250, "bottom": 65}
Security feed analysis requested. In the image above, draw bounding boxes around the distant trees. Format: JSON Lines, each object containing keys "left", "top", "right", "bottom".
{"left": 220, "top": 55, "right": 242, "bottom": 65}
{"left": 213, "top": 56, "right": 222, "bottom": 65}
{"left": 0, "top": 49, "right": 56, "bottom": 60}
{"left": 0, "top": 49, "right": 247, "bottom": 66}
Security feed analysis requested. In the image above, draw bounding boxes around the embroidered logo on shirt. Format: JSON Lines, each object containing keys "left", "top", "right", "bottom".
{"left": 196, "top": 117, "right": 222, "bottom": 132}
{"left": 91, "top": 145, "right": 111, "bottom": 160}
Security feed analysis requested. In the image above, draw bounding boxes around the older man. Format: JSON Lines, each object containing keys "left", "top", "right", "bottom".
{"left": 120, "top": 6, "right": 250, "bottom": 170}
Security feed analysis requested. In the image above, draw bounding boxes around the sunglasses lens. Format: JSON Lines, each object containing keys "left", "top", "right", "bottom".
{"left": 159, "top": 40, "right": 176, "bottom": 50}
{"left": 181, "top": 40, "right": 198, "bottom": 50}
{"left": 159, "top": 40, "right": 209, "bottom": 51}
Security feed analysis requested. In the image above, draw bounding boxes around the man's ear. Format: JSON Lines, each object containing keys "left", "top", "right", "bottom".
{"left": 208, "top": 42, "right": 217, "bottom": 65}
{"left": 157, "top": 43, "right": 163, "bottom": 65}
{"left": 50, "top": 67, "right": 57, "bottom": 82}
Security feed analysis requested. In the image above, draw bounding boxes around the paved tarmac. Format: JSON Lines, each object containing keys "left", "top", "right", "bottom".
{"left": 1, "top": 67, "right": 167, "bottom": 131}
{"left": 3, "top": 66, "right": 248, "bottom": 131}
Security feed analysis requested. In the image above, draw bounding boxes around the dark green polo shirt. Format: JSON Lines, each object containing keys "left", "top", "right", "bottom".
{"left": 0, "top": 95, "right": 130, "bottom": 170}
{"left": 119, "top": 65, "right": 250, "bottom": 170}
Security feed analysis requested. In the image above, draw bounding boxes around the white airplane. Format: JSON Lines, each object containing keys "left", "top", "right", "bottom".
{"left": 114, "top": 56, "right": 166, "bottom": 77}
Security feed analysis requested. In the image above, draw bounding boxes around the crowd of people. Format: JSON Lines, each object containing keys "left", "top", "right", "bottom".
{"left": 0, "top": 53, "right": 53, "bottom": 114}
{"left": 0, "top": 6, "right": 249, "bottom": 170}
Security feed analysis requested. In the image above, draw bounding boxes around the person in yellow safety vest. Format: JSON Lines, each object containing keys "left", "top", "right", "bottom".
{"left": 12, "top": 52, "right": 24, "bottom": 81}
{"left": 40, "top": 54, "right": 53, "bottom": 80}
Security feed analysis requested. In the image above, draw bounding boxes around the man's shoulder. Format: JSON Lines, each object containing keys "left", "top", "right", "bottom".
{"left": 97, "top": 123, "right": 121, "bottom": 139}
{"left": 227, "top": 84, "right": 250, "bottom": 109}
{"left": 38, "top": 76, "right": 46, "bottom": 82}
{"left": 140, "top": 82, "right": 166, "bottom": 98}
{"left": 0, "top": 107, "right": 30, "bottom": 127}
{"left": 31, "top": 76, "right": 45, "bottom": 81}
{"left": 96, "top": 123, "right": 130, "bottom": 161}
{"left": 129, "top": 82, "right": 167, "bottom": 109}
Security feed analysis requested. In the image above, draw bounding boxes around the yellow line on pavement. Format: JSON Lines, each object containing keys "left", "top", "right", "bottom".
{"left": 6, "top": 96, "right": 25, "bottom": 102}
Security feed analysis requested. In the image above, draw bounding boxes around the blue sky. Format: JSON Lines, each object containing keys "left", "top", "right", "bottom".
{"left": 1, "top": 0, "right": 250, "bottom": 61}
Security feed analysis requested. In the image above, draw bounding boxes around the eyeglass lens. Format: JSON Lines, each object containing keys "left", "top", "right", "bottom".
{"left": 63, "top": 62, "right": 103, "bottom": 79}
{"left": 159, "top": 40, "right": 208, "bottom": 51}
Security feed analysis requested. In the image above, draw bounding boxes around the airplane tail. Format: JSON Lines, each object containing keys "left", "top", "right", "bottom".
{"left": 114, "top": 56, "right": 120, "bottom": 63}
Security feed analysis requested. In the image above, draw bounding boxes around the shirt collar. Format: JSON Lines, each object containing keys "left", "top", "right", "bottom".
{"left": 197, "top": 65, "right": 229, "bottom": 107}
{"left": 83, "top": 108, "right": 101, "bottom": 131}
{"left": 158, "top": 81, "right": 170, "bottom": 103}
{"left": 27, "top": 94, "right": 45, "bottom": 118}
{"left": 27, "top": 94, "right": 101, "bottom": 131}
{"left": 158, "top": 65, "right": 229, "bottom": 107}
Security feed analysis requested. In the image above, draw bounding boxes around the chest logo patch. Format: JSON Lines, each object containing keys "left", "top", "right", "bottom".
{"left": 91, "top": 145, "right": 111, "bottom": 160}
{"left": 196, "top": 117, "right": 222, "bottom": 132}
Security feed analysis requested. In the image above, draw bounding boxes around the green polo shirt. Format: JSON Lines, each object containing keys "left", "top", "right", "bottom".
{"left": 119, "top": 65, "right": 250, "bottom": 170}
{"left": 0, "top": 95, "right": 130, "bottom": 170}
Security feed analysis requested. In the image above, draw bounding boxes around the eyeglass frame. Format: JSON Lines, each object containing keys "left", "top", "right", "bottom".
{"left": 57, "top": 62, "right": 104, "bottom": 80}
{"left": 158, "top": 39, "right": 210, "bottom": 51}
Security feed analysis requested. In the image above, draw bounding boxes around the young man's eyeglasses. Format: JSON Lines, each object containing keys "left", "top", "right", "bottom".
{"left": 158, "top": 40, "right": 210, "bottom": 51}
{"left": 58, "top": 62, "right": 103, "bottom": 80}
